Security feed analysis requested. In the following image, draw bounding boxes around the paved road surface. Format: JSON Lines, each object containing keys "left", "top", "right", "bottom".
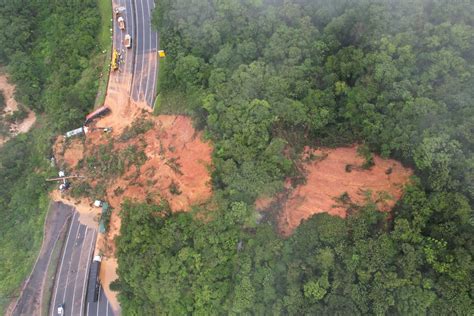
{"left": 50, "top": 213, "right": 113, "bottom": 316}
{"left": 12, "top": 202, "right": 74, "bottom": 316}
{"left": 131, "top": 0, "right": 159, "bottom": 107}
{"left": 111, "top": 0, "right": 158, "bottom": 108}
{"left": 86, "top": 285, "right": 114, "bottom": 316}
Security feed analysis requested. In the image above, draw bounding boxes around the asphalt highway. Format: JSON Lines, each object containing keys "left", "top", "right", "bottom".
{"left": 12, "top": 202, "right": 73, "bottom": 316}
{"left": 86, "top": 285, "right": 113, "bottom": 316}
{"left": 131, "top": 0, "right": 159, "bottom": 107}
{"left": 50, "top": 213, "right": 113, "bottom": 316}
{"left": 112, "top": 0, "right": 133, "bottom": 83}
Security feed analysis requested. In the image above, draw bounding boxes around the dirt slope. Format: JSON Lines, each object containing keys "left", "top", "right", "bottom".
{"left": 257, "top": 145, "right": 412, "bottom": 236}
{"left": 53, "top": 99, "right": 213, "bottom": 312}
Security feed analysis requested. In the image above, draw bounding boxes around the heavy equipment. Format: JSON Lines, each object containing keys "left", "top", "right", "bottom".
{"left": 111, "top": 49, "right": 119, "bottom": 71}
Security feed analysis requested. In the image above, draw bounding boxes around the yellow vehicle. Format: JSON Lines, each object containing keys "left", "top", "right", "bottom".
{"left": 111, "top": 49, "right": 119, "bottom": 71}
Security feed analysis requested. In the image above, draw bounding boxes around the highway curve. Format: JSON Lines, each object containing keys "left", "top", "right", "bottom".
{"left": 11, "top": 202, "right": 73, "bottom": 316}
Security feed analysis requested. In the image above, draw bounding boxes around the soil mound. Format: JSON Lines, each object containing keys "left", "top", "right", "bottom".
{"left": 258, "top": 146, "right": 412, "bottom": 236}
{"left": 54, "top": 114, "right": 213, "bottom": 212}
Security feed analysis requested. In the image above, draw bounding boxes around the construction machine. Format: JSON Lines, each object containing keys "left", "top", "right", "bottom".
{"left": 111, "top": 49, "right": 119, "bottom": 71}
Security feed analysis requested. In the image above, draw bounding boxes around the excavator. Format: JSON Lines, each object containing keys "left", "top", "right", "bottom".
{"left": 111, "top": 49, "right": 119, "bottom": 71}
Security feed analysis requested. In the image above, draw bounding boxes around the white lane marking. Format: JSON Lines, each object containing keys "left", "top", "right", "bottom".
{"left": 70, "top": 227, "right": 89, "bottom": 316}
{"left": 144, "top": 0, "right": 152, "bottom": 106}
{"left": 51, "top": 212, "right": 77, "bottom": 316}
{"left": 117, "top": 0, "right": 125, "bottom": 82}
{"left": 137, "top": 0, "right": 147, "bottom": 102}
{"left": 150, "top": 32, "right": 158, "bottom": 107}
{"left": 148, "top": 0, "right": 158, "bottom": 107}
{"left": 132, "top": 0, "right": 141, "bottom": 101}
{"left": 128, "top": 0, "right": 135, "bottom": 92}
{"left": 150, "top": 0, "right": 158, "bottom": 106}
{"left": 39, "top": 214, "right": 70, "bottom": 315}
{"left": 152, "top": 0, "right": 158, "bottom": 105}
{"left": 96, "top": 286, "right": 101, "bottom": 316}
{"left": 62, "top": 224, "right": 82, "bottom": 306}
{"left": 106, "top": 300, "right": 109, "bottom": 316}
{"left": 80, "top": 230, "right": 96, "bottom": 316}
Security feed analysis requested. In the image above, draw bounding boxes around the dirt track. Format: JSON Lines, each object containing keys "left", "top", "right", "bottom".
{"left": 10, "top": 202, "right": 74, "bottom": 316}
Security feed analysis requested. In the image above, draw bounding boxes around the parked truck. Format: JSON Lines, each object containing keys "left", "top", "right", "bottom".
{"left": 86, "top": 256, "right": 101, "bottom": 303}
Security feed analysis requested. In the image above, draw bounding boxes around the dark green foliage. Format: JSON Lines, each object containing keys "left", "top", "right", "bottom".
{"left": 155, "top": 0, "right": 474, "bottom": 202}
{"left": 116, "top": 185, "right": 474, "bottom": 314}
{"left": 4, "top": 105, "right": 28, "bottom": 124}
{"left": 357, "top": 144, "right": 375, "bottom": 169}
{"left": 0, "top": 0, "right": 101, "bottom": 131}
{"left": 112, "top": 0, "right": 474, "bottom": 314}
{"left": 83, "top": 142, "right": 147, "bottom": 180}
{"left": 69, "top": 181, "right": 93, "bottom": 199}
{"left": 0, "top": 0, "right": 103, "bottom": 311}
{"left": 119, "top": 117, "right": 154, "bottom": 141}
{"left": 168, "top": 180, "right": 181, "bottom": 195}
{"left": 0, "top": 123, "right": 56, "bottom": 311}
{"left": 0, "top": 91, "right": 5, "bottom": 112}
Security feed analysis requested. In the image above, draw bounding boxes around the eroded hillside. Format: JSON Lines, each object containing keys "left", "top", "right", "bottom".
{"left": 257, "top": 146, "right": 412, "bottom": 235}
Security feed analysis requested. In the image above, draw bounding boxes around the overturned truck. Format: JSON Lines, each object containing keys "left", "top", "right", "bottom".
{"left": 84, "top": 105, "right": 110, "bottom": 125}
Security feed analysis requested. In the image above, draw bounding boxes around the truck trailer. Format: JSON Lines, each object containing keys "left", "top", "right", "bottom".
{"left": 84, "top": 105, "right": 110, "bottom": 125}
{"left": 86, "top": 256, "right": 102, "bottom": 303}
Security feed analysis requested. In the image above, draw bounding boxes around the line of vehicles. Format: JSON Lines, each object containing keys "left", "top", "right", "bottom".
{"left": 55, "top": 256, "right": 102, "bottom": 315}
{"left": 54, "top": 6, "right": 130, "bottom": 316}
{"left": 112, "top": 7, "right": 132, "bottom": 71}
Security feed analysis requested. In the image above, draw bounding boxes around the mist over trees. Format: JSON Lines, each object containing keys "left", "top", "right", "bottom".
{"left": 112, "top": 0, "right": 474, "bottom": 314}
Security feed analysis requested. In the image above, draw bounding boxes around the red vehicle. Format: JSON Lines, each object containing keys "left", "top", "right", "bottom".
{"left": 84, "top": 105, "right": 110, "bottom": 125}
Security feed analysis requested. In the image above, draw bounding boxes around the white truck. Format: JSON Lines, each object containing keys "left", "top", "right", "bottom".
{"left": 124, "top": 34, "right": 132, "bottom": 48}
{"left": 117, "top": 16, "right": 125, "bottom": 30}
{"left": 114, "top": 7, "right": 126, "bottom": 30}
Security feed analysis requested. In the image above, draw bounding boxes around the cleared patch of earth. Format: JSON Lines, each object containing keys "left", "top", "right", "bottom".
{"left": 0, "top": 73, "right": 36, "bottom": 146}
{"left": 53, "top": 98, "right": 213, "bottom": 312}
{"left": 257, "top": 145, "right": 412, "bottom": 236}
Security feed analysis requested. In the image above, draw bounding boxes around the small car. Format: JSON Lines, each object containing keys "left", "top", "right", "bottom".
{"left": 57, "top": 303, "right": 64, "bottom": 315}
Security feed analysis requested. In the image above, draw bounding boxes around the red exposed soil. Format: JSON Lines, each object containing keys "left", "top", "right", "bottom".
{"left": 0, "top": 73, "right": 36, "bottom": 146}
{"left": 258, "top": 146, "right": 412, "bottom": 236}
{"left": 53, "top": 109, "right": 213, "bottom": 313}
{"left": 59, "top": 138, "right": 84, "bottom": 169}
{"left": 98, "top": 115, "right": 213, "bottom": 212}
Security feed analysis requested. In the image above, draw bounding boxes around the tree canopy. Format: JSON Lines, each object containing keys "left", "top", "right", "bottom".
{"left": 0, "top": 0, "right": 103, "bottom": 311}
{"left": 114, "top": 0, "right": 474, "bottom": 314}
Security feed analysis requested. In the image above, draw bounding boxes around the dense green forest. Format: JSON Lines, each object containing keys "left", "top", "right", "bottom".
{"left": 113, "top": 0, "right": 474, "bottom": 314}
{"left": 0, "top": 0, "right": 103, "bottom": 311}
